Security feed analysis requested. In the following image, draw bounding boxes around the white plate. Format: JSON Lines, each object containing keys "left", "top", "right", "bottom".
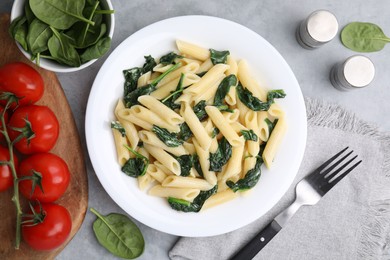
{"left": 85, "top": 15, "right": 307, "bottom": 237}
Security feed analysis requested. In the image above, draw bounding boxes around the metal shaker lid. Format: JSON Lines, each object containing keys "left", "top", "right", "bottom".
{"left": 307, "top": 10, "right": 338, "bottom": 43}
{"left": 343, "top": 55, "right": 375, "bottom": 87}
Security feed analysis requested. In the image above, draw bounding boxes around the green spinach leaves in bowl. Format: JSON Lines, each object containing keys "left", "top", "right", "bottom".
{"left": 10, "top": 0, "right": 115, "bottom": 72}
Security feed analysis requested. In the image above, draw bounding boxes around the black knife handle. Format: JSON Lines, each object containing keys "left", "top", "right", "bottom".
{"left": 230, "top": 220, "right": 282, "bottom": 260}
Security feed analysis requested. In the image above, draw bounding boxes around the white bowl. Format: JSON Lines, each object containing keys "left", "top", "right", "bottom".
{"left": 10, "top": 0, "right": 115, "bottom": 73}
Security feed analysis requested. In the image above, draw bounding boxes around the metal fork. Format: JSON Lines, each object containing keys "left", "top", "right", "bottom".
{"left": 230, "top": 147, "right": 362, "bottom": 260}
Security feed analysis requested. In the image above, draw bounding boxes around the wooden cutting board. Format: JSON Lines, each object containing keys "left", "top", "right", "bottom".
{"left": 0, "top": 13, "right": 88, "bottom": 259}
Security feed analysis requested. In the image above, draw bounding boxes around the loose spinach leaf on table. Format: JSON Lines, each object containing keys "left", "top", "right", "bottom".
{"left": 236, "top": 83, "right": 286, "bottom": 111}
{"left": 209, "top": 49, "right": 230, "bottom": 65}
{"left": 341, "top": 22, "right": 390, "bottom": 52}
{"left": 29, "top": 0, "right": 94, "bottom": 30}
{"left": 124, "top": 63, "right": 180, "bottom": 108}
{"left": 240, "top": 129, "right": 258, "bottom": 142}
{"left": 121, "top": 145, "right": 149, "bottom": 177}
{"left": 27, "top": 19, "right": 53, "bottom": 55}
{"left": 168, "top": 185, "right": 217, "bottom": 212}
{"left": 9, "top": 16, "right": 28, "bottom": 51}
{"left": 80, "top": 36, "right": 111, "bottom": 63}
{"left": 214, "top": 74, "right": 237, "bottom": 106}
{"left": 227, "top": 157, "right": 263, "bottom": 192}
{"left": 90, "top": 208, "right": 144, "bottom": 259}
{"left": 48, "top": 27, "right": 81, "bottom": 67}
{"left": 152, "top": 125, "right": 183, "bottom": 147}
{"left": 209, "top": 137, "right": 232, "bottom": 172}
{"left": 159, "top": 52, "right": 183, "bottom": 65}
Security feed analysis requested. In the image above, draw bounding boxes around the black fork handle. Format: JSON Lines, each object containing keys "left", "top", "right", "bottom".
{"left": 230, "top": 220, "right": 282, "bottom": 260}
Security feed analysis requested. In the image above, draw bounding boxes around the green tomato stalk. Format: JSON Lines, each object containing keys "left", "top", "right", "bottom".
{"left": 0, "top": 94, "right": 43, "bottom": 249}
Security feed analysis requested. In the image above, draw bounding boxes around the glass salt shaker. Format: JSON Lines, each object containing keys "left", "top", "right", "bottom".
{"left": 296, "top": 10, "right": 339, "bottom": 49}
{"left": 330, "top": 55, "right": 375, "bottom": 91}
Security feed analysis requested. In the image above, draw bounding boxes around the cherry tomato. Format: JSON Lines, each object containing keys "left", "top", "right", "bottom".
{"left": 8, "top": 105, "right": 59, "bottom": 154}
{"left": 19, "top": 153, "right": 70, "bottom": 202}
{"left": 0, "top": 62, "right": 44, "bottom": 107}
{"left": 22, "top": 203, "right": 72, "bottom": 251}
{"left": 0, "top": 145, "right": 18, "bottom": 192}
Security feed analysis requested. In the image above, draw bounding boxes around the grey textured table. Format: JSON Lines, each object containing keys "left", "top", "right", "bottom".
{"left": 1, "top": 1, "right": 390, "bottom": 259}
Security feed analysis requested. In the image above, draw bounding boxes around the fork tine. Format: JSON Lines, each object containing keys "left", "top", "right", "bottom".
{"left": 322, "top": 150, "right": 354, "bottom": 177}
{"left": 330, "top": 160, "right": 362, "bottom": 185}
{"left": 325, "top": 155, "right": 357, "bottom": 180}
{"left": 315, "top": 147, "right": 349, "bottom": 173}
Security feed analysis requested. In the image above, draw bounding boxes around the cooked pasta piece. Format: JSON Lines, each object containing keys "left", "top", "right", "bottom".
{"left": 202, "top": 189, "right": 238, "bottom": 210}
{"left": 257, "top": 111, "right": 270, "bottom": 142}
{"left": 147, "top": 164, "right": 167, "bottom": 183}
{"left": 148, "top": 185, "right": 200, "bottom": 202}
{"left": 183, "top": 64, "right": 229, "bottom": 95}
{"left": 162, "top": 176, "right": 214, "bottom": 191}
{"left": 193, "top": 139, "right": 217, "bottom": 185}
{"left": 112, "top": 128, "right": 130, "bottom": 166}
{"left": 237, "top": 59, "right": 267, "bottom": 101}
{"left": 176, "top": 40, "right": 210, "bottom": 61}
{"left": 225, "top": 55, "right": 238, "bottom": 76}
{"left": 137, "top": 71, "right": 151, "bottom": 87}
{"left": 137, "top": 173, "right": 154, "bottom": 190}
{"left": 129, "top": 105, "right": 179, "bottom": 132}
{"left": 117, "top": 108, "right": 153, "bottom": 130}
{"left": 157, "top": 62, "right": 199, "bottom": 87}
{"left": 143, "top": 143, "right": 181, "bottom": 175}
{"left": 138, "top": 95, "right": 184, "bottom": 125}
{"left": 151, "top": 73, "right": 200, "bottom": 100}
{"left": 220, "top": 144, "right": 245, "bottom": 182}
{"left": 180, "top": 102, "right": 212, "bottom": 151}
{"left": 262, "top": 116, "right": 287, "bottom": 168}
{"left": 225, "top": 86, "right": 237, "bottom": 106}
{"left": 205, "top": 106, "right": 244, "bottom": 147}
{"left": 196, "top": 58, "right": 213, "bottom": 74}
{"left": 138, "top": 130, "right": 187, "bottom": 157}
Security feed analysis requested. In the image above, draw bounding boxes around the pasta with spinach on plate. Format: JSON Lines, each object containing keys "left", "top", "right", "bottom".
{"left": 111, "top": 40, "right": 287, "bottom": 213}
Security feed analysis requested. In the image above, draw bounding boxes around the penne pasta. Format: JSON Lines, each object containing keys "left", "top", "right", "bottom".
{"left": 129, "top": 105, "right": 180, "bottom": 132}
{"left": 162, "top": 175, "right": 214, "bottom": 191}
{"left": 149, "top": 185, "right": 200, "bottom": 202}
{"left": 176, "top": 40, "right": 210, "bottom": 61}
{"left": 143, "top": 143, "right": 181, "bottom": 175}
{"left": 237, "top": 59, "right": 267, "bottom": 101}
{"left": 138, "top": 130, "right": 187, "bottom": 157}
{"left": 262, "top": 117, "right": 287, "bottom": 169}
{"left": 138, "top": 95, "right": 184, "bottom": 125}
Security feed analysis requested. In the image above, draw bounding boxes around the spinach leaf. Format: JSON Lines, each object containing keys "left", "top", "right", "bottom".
{"left": 196, "top": 71, "right": 207, "bottom": 77}
{"left": 9, "top": 16, "right": 29, "bottom": 51}
{"left": 66, "top": 1, "right": 101, "bottom": 49}
{"left": 192, "top": 154, "right": 203, "bottom": 177}
{"left": 162, "top": 73, "right": 185, "bottom": 110}
{"left": 177, "top": 122, "right": 193, "bottom": 142}
{"left": 265, "top": 118, "right": 278, "bottom": 135}
{"left": 47, "top": 27, "right": 81, "bottom": 67}
{"left": 209, "top": 137, "right": 232, "bottom": 172}
{"left": 175, "top": 154, "right": 193, "bottom": 177}
{"left": 121, "top": 145, "right": 149, "bottom": 177}
{"left": 124, "top": 63, "right": 180, "bottom": 108}
{"left": 214, "top": 74, "right": 237, "bottom": 106}
{"left": 227, "top": 157, "right": 263, "bottom": 192}
{"left": 341, "top": 22, "right": 390, "bottom": 52}
{"left": 168, "top": 185, "right": 217, "bottom": 212}
{"left": 90, "top": 208, "right": 144, "bottom": 259}
{"left": 123, "top": 67, "right": 142, "bottom": 97}
{"left": 159, "top": 52, "right": 183, "bottom": 65}
{"left": 111, "top": 121, "right": 126, "bottom": 137}
{"left": 142, "top": 55, "right": 157, "bottom": 74}
{"left": 209, "top": 49, "right": 230, "bottom": 65}
{"left": 211, "top": 128, "right": 220, "bottom": 138}
{"left": 193, "top": 100, "right": 208, "bottom": 121}
{"left": 27, "top": 19, "right": 53, "bottom": 55}
{"left": 29, "top": 0, "right": 94, "bottom": 30}
{"left": 152, "top": 125, "right": 183, "bottom": 147}
{"left": 240, "top": 129, "right": 258, "bottom": 141}
{"left": 80, "top": 36, "right": 111, "bottom": 63}
{"left": 236, "top": 83, "right": 286, "bottom": 111}
{"left": 25, "top": 0, "right": 36, "bottom": 24}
